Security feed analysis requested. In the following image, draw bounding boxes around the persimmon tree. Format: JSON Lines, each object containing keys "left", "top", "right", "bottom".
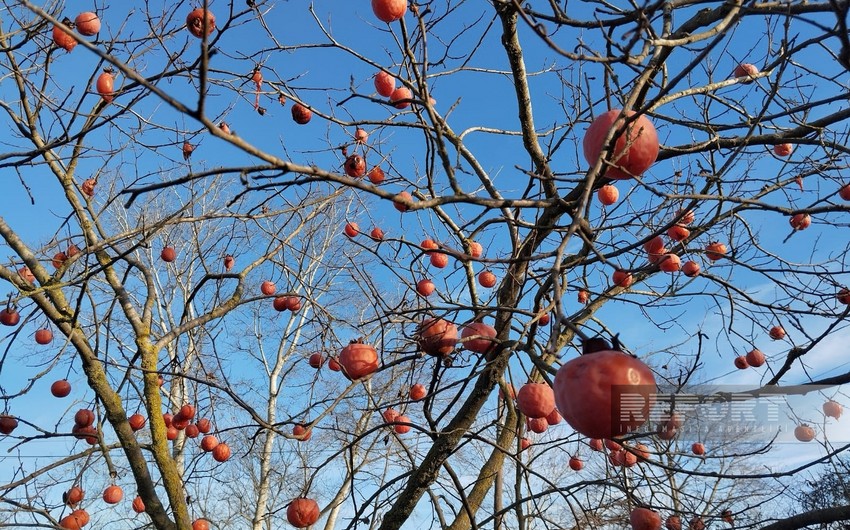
{"left": 2, "top": 1, "right": 850, "bottom": 529}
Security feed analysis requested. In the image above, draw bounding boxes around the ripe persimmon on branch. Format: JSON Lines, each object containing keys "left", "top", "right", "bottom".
{"left": 2, "top": 0, "right": 850, "bottom": 529}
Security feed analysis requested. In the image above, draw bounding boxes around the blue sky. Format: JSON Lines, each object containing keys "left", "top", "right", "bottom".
{"left": 2, "top": 1, "right": 850, "bottom": 528}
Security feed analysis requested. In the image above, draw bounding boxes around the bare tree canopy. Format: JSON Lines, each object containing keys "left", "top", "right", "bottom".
{"left": 1, "top": 1, "right": 850, "bottom": 529}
